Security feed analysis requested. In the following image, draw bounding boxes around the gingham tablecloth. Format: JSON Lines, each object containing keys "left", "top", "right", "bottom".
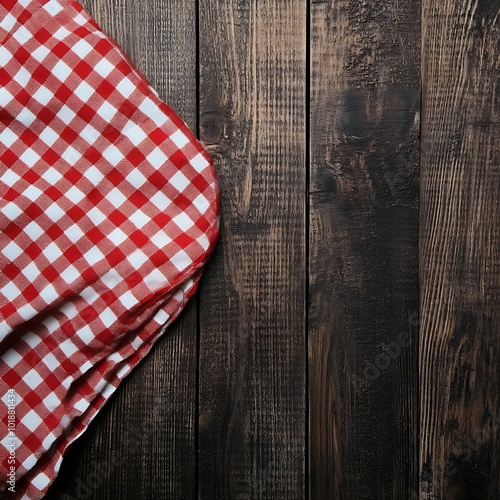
{"left": 0, "top": 0, "right": 219, "bottom": 497}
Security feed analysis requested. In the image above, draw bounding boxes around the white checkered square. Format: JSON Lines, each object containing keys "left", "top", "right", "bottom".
{"left": 94, "top": 58, "right": 114, "bottom": 78}
{"left": 39, "top": 126, "right": 60, "bottom": 147}
{"left": 31, "top": 44, "right": 50, "bottom": 63}
{"left": 71, "top": 38, "right": 93, "bottom": 58}
{"left": 96, "top": 101, "right": 117, "bottom": 121}
{"left": 43, "top": 0, "right": 63, "bottom": 16}
{"left": 74, "top": 80, "right": 94, "bottom": 102}
{"left": 3, "top": 348, "right": 23, "bottom": 368}
{"left": 24, "top": 368, "right": 44, "bottom": 389}
{"left": 0, "top": 87, "right": 14, "bottom": 106}
{"left": 146, "top": 147, "right": 169, "bottom": 169}
{"left": 1, "top": 168, "right": 21, "bottom": 187}
{"left": 52, "top": 59, "right": 72, "bottom": 81}
{"left": 21, "top": 410, "right": 43, "bottom": 430}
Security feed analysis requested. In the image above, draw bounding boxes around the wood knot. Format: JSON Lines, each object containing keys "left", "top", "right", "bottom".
{"left": 317, "top": 167, "right": 338, "bottom": 195}
{"left": 200, "top": 112, "right": 224, "bottom": 144}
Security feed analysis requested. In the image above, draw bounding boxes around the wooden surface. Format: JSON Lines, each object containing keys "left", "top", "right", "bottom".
{"left": 419, "top": 0, "right": 500, "bottom": 498}
{"left": 197, "top": 0, "right": 306, "bottom": 498}
{"left": 41, "top": 0, "right": 499, "bottom": 498}
{"left": 309, "top": 0, "right": 420, "bottom": 498}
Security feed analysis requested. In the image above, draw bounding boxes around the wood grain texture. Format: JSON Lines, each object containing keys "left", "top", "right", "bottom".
{"left": 308, "top": 0, "right": 420, "bottom": 498}
{"left": 197, "top": 0, "right": 307, "bottom": 498}
{"left": 420, "top": 0, "right": 500, "bottom": 498}
{"left": 44, "top": 0, "right": 199, "bottom": 497}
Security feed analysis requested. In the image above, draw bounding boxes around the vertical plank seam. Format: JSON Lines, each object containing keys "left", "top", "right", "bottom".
{"left": 418, "top": 0, "right": 424, "bottom": 495}
{"left": 305, "top": 0, "right": 311, "bottom": 498}
{"left": 195, "top": 0, "right": 201, "bottom": 496}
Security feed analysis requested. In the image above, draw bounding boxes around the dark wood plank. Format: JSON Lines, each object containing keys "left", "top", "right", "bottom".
{"left": 197, "top": 0, "right": 307, "bottom": 498}
{"left": 45, "top": 0, "right": 199, "bottom": 497}
{"left": 420, "top": 1, "right": 500, "bottom": 498}
{"left": 308, "top": 0, "right": 420, "bottom": 498}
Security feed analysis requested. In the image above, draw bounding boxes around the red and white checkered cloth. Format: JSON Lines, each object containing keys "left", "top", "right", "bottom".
{"left": 0, "top": 0, "right": 219, "bottom": 497}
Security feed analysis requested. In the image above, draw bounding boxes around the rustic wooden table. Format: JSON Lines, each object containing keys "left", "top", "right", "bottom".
{"left": 45, "top": 0, "right": 499, "bottom": 498}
